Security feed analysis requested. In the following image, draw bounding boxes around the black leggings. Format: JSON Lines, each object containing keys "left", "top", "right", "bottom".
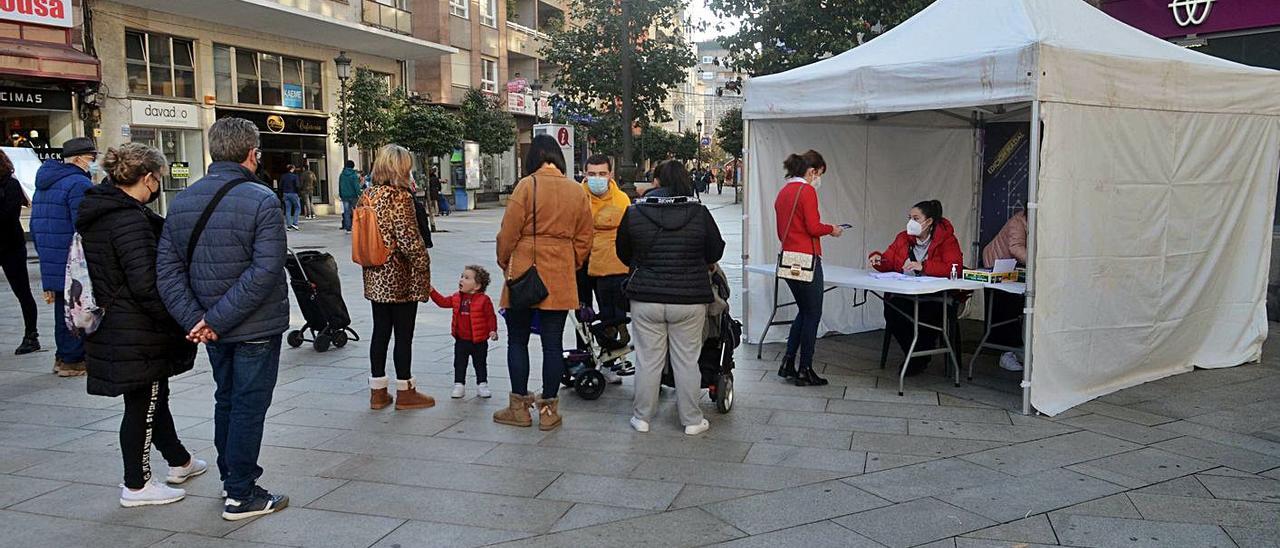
{"left": 454, "top": 339, "right": 489, "bottom": 384}
{"left": 370, "top": 301, "right": 418, "bottom": 380}
{"left": 121, "top": 380, "right": 190, "bottom": 489}
{"left": 1, "top": 246, "right": 37, "bottom": 336}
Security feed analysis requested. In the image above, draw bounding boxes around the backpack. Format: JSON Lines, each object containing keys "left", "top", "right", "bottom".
{"left": 352, "top": 188, "right": 392, "bottom": 267}
{"left": 64, "top": 233, "right": 104, "bottom": 336}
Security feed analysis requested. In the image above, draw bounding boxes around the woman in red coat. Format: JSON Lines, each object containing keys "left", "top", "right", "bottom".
{"left": 868, "top": 199, "right": 963, "bottom": 376}
{"left": 774, "top": 150, "right": 843, "bottom": 386}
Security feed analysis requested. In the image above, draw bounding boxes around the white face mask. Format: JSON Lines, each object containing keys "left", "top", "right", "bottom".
{"left": 906, "top": 219, "right": 924, "bottom": 236}
{"left": 811, "top": 176, "right": 823, "bottom": 190}
{"left": 586, "top": 176, "right": 609, "bottom": 196}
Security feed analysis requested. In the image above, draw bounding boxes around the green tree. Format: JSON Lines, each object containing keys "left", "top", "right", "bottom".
{"left": 674, "top": 130, "right": 698, "bottom": 162}
{"left": 715, "top": 107, "right": 743, "bottom": 160}
{"left": 389, "top": 90, "right": 463, "bottom": 159}
{"left": 334, "top": 68, "right": 395, "bottom": 155}
{"left": 460, "top": 89, "right": 517, "bottom": 155}
{"left": 698, "top": 141, "right": 729, "bottom": 168}
{"left": 707, "top": 0, "right": 935, "bottom": 76}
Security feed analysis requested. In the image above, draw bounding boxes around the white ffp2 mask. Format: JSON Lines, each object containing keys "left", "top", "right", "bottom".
{"left": 906, "top": 219, "right": 924, "bottom": 236}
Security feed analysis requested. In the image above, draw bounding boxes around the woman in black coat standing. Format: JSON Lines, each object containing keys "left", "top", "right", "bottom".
{"left": 0, "top": 149, "right": 39, "bottom": 355}
{"left": 76, "top": 143, "right": 207, "bottom": 508}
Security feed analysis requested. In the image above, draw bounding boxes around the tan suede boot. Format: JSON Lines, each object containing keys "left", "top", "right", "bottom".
{"left": 369, "top": 377, "right": 392, "bottom": 410}
{"left": 394, "top": 378, "right": 435, "bottom": 410}
{"left": 493, "top": 393, "right": 534, "bottom": 427}
{"left": 535, "top": 397, "right": 562, "bottom": 431}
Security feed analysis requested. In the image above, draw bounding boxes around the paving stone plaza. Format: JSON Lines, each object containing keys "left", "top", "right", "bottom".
{"left": 2, "top": 193, "right": 1280, "bottom": 547}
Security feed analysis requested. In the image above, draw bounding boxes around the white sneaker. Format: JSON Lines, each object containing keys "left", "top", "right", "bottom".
{"left": 166, "top": 458, "right": 208, "bottom": 484}
{"left": 999, "top": 352, "right": 1024, "bottom": 372}
{"left": 684, "top": 419, "right": 710, "bottom": 436}
{"left": 630, "top": 416, "right": 650, "bottom": 433}
{"left": 120, "top": 481, "right": 186, "bottom": 507}
{"left": 477, "top": 382, "right": 492, "bottom": 398}
{"left": 602, "top": 368, "right": 622, "bottom": 385}
{"left": 451, "top": 383, "right": 465, "bottom": 399}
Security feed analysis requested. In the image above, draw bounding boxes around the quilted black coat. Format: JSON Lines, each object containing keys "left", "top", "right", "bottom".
{"left": 616, "top": 198, "right": 726, "bottom": 305}
{"left": 76, "top": 184, "right": 195, "bottom": 397}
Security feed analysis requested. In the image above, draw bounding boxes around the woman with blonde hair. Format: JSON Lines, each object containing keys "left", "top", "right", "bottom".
{"left": 361, "top": 144, "right": 434, "bottom": 410}
{"left": 76, "top": 143, "right": 207, "bottom": 507}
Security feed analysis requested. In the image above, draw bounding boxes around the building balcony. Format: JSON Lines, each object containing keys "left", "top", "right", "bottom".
{"left": 507, "top": 21, "right": 549, "bottom": 59}
{"left": 362, "top": 0, "right": 411, "bottom": 35}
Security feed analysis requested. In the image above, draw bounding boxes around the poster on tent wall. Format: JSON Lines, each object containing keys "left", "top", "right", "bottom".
{"left": 980, "top": 122, "right": 1029, "bottom": 246}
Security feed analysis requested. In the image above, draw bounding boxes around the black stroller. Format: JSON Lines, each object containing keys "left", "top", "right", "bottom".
{"left": 663, "top": 265, "right": 740, "bottom": 413}
{"left": 562, "top": 308, "right": 634, "bottom": 401}
{"left": 284, "top": 250, "right": 360, "bottom": 352}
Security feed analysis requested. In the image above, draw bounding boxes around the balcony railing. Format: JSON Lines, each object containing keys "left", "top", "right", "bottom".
{"left": 507, "top": 21, "right": 550, "bottom": 58}
{"left": 362, "top": 0, "right": 411, "bottom": 35}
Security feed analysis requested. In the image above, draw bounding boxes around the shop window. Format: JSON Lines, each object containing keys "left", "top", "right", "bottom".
{"left": 125, "top": 30, "right": 196, "bottom": 99}
{"left": 173, "top": 40, "right": 196, "bottom": 99}
{"left": 480, "top": 0, "right": 497, "bottom": 27}
{"left": 125, "top": 31, "right": 149, "bottom": 95}
{"left": 449, "top": 0, "right": 468, "bottom": 19}
{"left": 452, "top": 51, "right": 472, "bottom": 88}
{"left": 235, "top": 49, "right": 260, "bottom": 104}
{"left": 304, "top": 60, "right": 323, "bottom": 110}
{"left": 214, "top": 45, "right": 233, "bottom": 103}
{"left": 481, "top": 58, "right": 498, "bottom": 93}
{"left": 260, "top": 53, "right": 283, "bottom": 106}
{"left": 217, "top": 43, "right": 324, "bottom": 109}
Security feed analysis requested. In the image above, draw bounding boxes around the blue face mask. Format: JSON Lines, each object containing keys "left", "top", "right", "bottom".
{"left": 586, "top": 176, "right": 609, "bottom": 196}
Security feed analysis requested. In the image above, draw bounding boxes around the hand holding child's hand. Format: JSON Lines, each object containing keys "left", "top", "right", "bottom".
{"left": 489, "top": 331, "right": 499, "bottom": 341}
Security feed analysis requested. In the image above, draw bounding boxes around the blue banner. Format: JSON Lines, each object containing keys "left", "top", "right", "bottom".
{"left": 283, "top": 84, "right": 304, "bottom": 109}
{"left": 980, "top": 122, "right": 1030, "bottom": 245}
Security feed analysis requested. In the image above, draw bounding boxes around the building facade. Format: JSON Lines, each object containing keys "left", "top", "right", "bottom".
{"left": 692, "top": 40, "right": 744, "bottom": 152}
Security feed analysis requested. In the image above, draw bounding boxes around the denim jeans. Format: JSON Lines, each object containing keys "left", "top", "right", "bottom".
{"left": 783, "top": 258, "right": 824, "bottom": 370}
{"left": 437, "top": 196, "right": 450, "bottom": 215}
{"left": 53, "top": 293, "right": 84, "bottom": 362}
{"left": 207, "top": 335, "right": 281, "bottom": 500}
{"left": 283, "top": 193, "right": 301, "bottom": 227}
{"left": 505, "top": 308, "right": 567, "bottom": 399}
{"left": 341, "top": 198, "right": 357, "bottom": 231}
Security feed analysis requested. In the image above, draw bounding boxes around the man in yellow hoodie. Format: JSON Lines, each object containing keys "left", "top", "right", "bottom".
{"left": 579, "top": 155, "right": 634, "bottom": 378}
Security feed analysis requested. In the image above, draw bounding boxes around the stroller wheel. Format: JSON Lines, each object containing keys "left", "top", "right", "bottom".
{"left": 716, "top": 373, "right": 734, "bottom": 414}
{"left": 575, "top": 369, "right": 607, "bottom": 401}
{"left": 332, "top": 330, "right": 349, "bottom": 348}
{"left": 314, "top": 333, "right": 332, "bottom": 353}
{"left": 287, "top": 330, "right": 305, "bottom": 348}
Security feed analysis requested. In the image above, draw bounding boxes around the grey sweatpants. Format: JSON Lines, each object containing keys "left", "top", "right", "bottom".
{"left": 631, "top": 301, "right": 707, "bottom": 427}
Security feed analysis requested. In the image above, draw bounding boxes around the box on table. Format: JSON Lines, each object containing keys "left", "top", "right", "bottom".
{"left": 962, "top": 269, "right": 1019, "bottom": 284}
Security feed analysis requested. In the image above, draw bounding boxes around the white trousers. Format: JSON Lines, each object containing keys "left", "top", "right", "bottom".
{"left": 630, "top": 301, "right": 707, "bottom": 427}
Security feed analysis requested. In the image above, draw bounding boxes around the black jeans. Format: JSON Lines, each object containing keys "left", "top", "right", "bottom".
{"left": 576, "top": 270, "right": 628, "bottom": 349}
{"left": 884, "top": 293, "right": 955, "bottom": 371}
{"left": 454, "top": 339, "right": 489, "bottom": 384}
{"left": 505, "top": 308, "right": 568, "bottom": 399}
{"left": 370, "top": 301, "right": 418, "bottom": 380}
{"left": 1, "top": 246, "right": 37, "bottom": 336}
{"left": 121, "top": 380, "right": 190, "bottom": 489}
{"left": 783, "top": 258, "right": 824, "bottom": 370}
{"left": 988, "top": 292, "right": 1025, "bottom": 347}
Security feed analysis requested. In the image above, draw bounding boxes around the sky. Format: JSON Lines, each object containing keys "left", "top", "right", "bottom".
{"left": 687, "top": 0, "right": 740, "bottom": 43}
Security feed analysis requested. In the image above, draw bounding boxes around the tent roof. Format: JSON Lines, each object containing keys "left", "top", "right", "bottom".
{"left": 743, "top": 0, "right": 1280, "bottom": 120}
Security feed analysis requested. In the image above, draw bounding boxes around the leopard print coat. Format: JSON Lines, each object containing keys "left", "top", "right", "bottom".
{"left": 361, "top": 185, "right": 431, "bottom": 303}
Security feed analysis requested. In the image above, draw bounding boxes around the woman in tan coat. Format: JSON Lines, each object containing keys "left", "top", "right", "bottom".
{"left": 361, "top": 144, "right": 434, "bottom": 411}
{"left": 493, "top": 135, "right": 592, "bottom": 430}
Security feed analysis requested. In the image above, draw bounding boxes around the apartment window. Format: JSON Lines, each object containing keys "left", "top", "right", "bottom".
{"left": 479, "top": 0, "right": 496, "bottom": 27}
{"left": 214, "top": 45, "right": 233, "bottom": 102}
{"left": 235, "top": 49, "right": 259, "bottom": 104}
{"left": 124, "top": 30, "right": 196, "bottom": 99}
{"left": 702, "top": 55, "right": 713, "bottom": 65}
{"left": 451, "top": 51, "right": 472, "bottom": 87}
{"left": 449, "top": 0, "right": 468, "bottom": 19}
{"left": 215, "top": 44, "right": 324, "bottom": 109}
{"left": 303, "top": 60, "right": 323, "bottom": 110}
{"left": 480, "top": 57, "right": 498, "bottom": 93}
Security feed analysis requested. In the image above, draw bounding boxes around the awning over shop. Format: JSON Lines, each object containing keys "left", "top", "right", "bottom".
{"left": 0, "top": 38, "right": 99, "bottom": 82}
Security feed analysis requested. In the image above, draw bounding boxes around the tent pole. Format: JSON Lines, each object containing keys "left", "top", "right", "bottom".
{"left": 1023, "top": 100, "right": 1041, "bottom": 416}
{"left": 741, "top": 119, "right": 752, "bottom": 341}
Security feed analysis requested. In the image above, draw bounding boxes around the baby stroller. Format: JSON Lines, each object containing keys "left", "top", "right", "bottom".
{"left": 562, "top": 307, "right": 635, "bottom": 400}
{"left": 285, "top": 250, "right": 360, "bottom": 352}
{"left": 662, "top": 265, "right": 740, "bottom": 413}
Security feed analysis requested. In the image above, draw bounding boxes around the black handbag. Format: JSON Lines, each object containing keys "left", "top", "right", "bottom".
{"left": 506, "top": 176, "right": 549, "bottom": 309}
{"left": 411, "top": 197, "right": 433, "bottom": 249}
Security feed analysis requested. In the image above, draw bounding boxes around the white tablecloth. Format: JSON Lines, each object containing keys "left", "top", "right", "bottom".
{"left": 746, "top": 264, "right": 1026, "bottom": 295}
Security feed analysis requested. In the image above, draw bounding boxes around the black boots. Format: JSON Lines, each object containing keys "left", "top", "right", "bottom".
{"left": 777, "top": 356, "right": 797, "bottom": 379}
{"left": 793, "top": 367, "right": 829, "bottom": 387}
{"left": 14, "top": 332, "right": 39, "bottom": 355}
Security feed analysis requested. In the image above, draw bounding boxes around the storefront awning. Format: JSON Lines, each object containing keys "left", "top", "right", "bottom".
{"left": 0, "top": 39, "right": 99, "bottom": 82}
{"left": 110, "top": 0, "right": 455, "bottom": 60}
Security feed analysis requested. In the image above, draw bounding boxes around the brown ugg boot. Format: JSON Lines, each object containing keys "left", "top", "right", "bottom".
{"left": 369, "top": 377, "right": 392, "bottom": 410}
{"left": 493, "top": 393, "right": 534, "bottom": 427}
{"left": 535, "top": 397, "right": 562, "bottom": 431}
{"left": 394, "top": 378, "right": 435, "bottom": 410}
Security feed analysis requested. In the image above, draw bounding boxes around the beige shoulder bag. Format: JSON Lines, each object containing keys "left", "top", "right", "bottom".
{"left": 776, "top": 185, "right": 817, "bottom": 282}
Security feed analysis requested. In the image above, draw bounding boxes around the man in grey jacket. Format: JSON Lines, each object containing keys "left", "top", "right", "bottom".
{"left": 156, "top": 117, "right": 290, "bottom": 521}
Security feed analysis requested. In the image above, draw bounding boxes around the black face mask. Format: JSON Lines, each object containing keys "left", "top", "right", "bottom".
{"left": 145, "top": 175, "right": 161, "bottom": 205}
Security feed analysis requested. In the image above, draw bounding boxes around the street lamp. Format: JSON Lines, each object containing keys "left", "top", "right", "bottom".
{"left": 696, "top": 120, "right": 704, "bottom": 172}
{"left": 530, "top": 80, "right": 544, "bottom": 124}
{"left": 334, "top": 51, "right": 352, "bottom": 166}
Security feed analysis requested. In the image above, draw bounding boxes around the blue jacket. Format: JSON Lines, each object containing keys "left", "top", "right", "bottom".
{"left": 156, "top": 161, "right": 290, "bottom": 343}
{"left": 279, "top": 172, "right": 299, "bottom": 195}
{"left": 30, "top": 160, "right": 92, "bottom": 291}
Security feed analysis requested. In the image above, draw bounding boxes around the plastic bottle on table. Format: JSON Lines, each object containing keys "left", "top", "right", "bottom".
{"left": 949, "top": 264, "right": 958, "bottom": 280}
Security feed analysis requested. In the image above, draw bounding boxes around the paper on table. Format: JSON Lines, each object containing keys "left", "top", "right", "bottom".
{"left": 993, "top": 259, "right": 1017, "bottom": 274}
{"left": 869, "top": 272, "right": 940, "bottom": 283}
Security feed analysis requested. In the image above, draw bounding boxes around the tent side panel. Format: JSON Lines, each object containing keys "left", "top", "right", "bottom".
{"left": 1030, "top": 102, "right": 1279, "bottom": 416}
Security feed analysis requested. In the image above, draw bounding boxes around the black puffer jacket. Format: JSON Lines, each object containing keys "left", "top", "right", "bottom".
{"left": 616, "top": 197, "right": 725, "bottom": 304}
{"left": 76, "top": 184, "right": 195, "bottom": 397}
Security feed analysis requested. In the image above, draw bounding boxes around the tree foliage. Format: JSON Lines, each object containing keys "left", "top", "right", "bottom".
{"left": 707, "top": 0, "right": 935, "bottom": 76}
{"left": 334, "top": 68, "right": 395, "bottom": 154}
{"left": 715, "top": 107, "right": 743, "bottom": 159}
{"left": 460, "top": 89, "right": 517, "bottom": 155}
{"left": 674, "top": 131, "right": 698, "bottom": 162}
{"left": 389, "top": 90, "right": 463, "bottom": 160}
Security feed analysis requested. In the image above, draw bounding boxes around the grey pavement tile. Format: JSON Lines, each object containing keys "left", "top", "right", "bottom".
{"left": 472, "top": 443, "right": 641, "bottom": 476}
{"left": 699, "top": 420, "right": 854, "bottom": 450}
{"left": 957, "top": 431, "right": 1141, "bottom": 477}
{"left": 834, "top": 497, "right": 996, "bottom": 548}
{"left": 14, "top": 449, "right": 139, "bottom": 486}
{"left": 5, "top": 386, "right": 119, "bottom": 409}
{"left": 918, "top": 541, "right": 957, "bottom": 548}
{"left": 1049, "top": 513, "right": 1236, "bottom": 548}
{"left": 938, "top": 468, "right": 1127, "bottom": 522}
{"left": 0, "top": 474, "right": 66, "bottom": 508}
{"left": 734, "top": 379, "right": 848, "bottom": 399}
{"left": 182, "top": 421, "right": 346, "bottom": 450}
{"left": 938, "top": 394, "right": 998, "bottom": 409}
{"left": 180, "top": 467, "right": 346, "bottom": 507}
{"left": 1076, "top": 401, "right": 1176, "bottom": 426}
{"left": 908, "top": 419, "right": 1076, "bottom": 443}
{"left": 82, "top": 412, "right": 206, "bottom": 433}
{"left": 846, "top": 458, "right": 1012, "bottom": 503}
{"left": 487, "top": 507, "right": 744, "bottom": 547}
{"left": 150, "top": 533, "right": 295, "bottom": 548}
{"left": 954, "top": 540, "right": 1058, "bottom": 548}
{"left": 538, "top": 429, "right": 752, "bottom": 463}
{"left": 226, "top": 507, "right": 405, "bottom": 548}
{"left": 1060, "top": 414, "right": 1182, "bottom": 445}
{"left": 743, "top": 443, "right": 868, "bottom": 474}
{"left": 864, "top": 452, "right": 938, "bottom": 472}
{"left": 537, "top": 473, "right": 683, "bottom": 511}
{"left": 668, "top": 484, "right": 761, "bottom": 510}
{"left": 436, "top": 417, "right": 556, "bottom": 445}
{"left": 1199, "top": 466, "right": 1263, "bottom": 478}
{"left": 827, "top": 399, "right": 1013, "bottom": 425}
{"left": 1196, "top": 473, "right": 1280, "bottom": 503}
{"left": 962, "top": 514, "right": 1058, "bottom": 545}
{"left": 275, "top": 377, "right": 367, "bottom": 394}
{"left": 629, "top": 456, "right": 846, "bottom": 491}
{"left": 1158, "top": 420, "right": 1280, "bottom": 457}
{"left": 370, "top": 520, "right": 533, "bottom": 548}
{"left": 1134, "top": 476, "right": 1213, "bottom": 498}
{"left": 0, "top": 509, "right": 173, "bottom": 547}
{"left": 731, "top": 393, "right": 830, "bottom": 413}
{"left": 0, "top": 402, "right": 120, "bottom": 428}
{"left": 0, "top": 446, "right": 65, "bottom": 474}
{"left": 1153, "top": 435, "right": 1280, "bottom": 473}
{"left": 843, "top": 386, "right": 939, "bottom": 405}
{"left": 848, "top": 432, "right": 1005, "bottom": 458}
{"left": 704, "top": 520, "right": 886, "bottom": 548}
{"left": 1224, "top": 526, "right": 1280, "bottom": 548}
{"left": 768, "top": 411, "right": 909, "bottom": 435}
{"left": 0, "top": 422, "right": 92, "bottom": 449}
{"left": 267, "top": 406, "right": 458, "bottom": 436}
{"left": 548, "top": 503, "right": 654, "bottom": 532}
{"left": 316, "top": 430, "right": 496, "bottom": 463}
{"left": 705, "top": 480, "right": 889, "bottom": 535}
{"left": 310, "top": 481, "right": 572, "bottom": 533}
{"left": 251, "top": 444, "right": 356, "bottom": 479}
{"left": 1067, "top": 447, "right": 1214, "bottom": 488}
{"left": 321, "top": 455, "right": 561, "bottom": 497}
{"left": 10, "top": 483, "right": 246, "bottom": 537}
{"left": 1055, "top": 494, "right": 1144, "bottom": 519}
{"left": 1128, "top": 492, "right": 1280, "bottom": 529}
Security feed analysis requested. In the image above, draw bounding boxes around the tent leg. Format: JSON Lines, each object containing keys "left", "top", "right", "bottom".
{"left": 1022, "top": 100, "right": 1041, "bottom": 416}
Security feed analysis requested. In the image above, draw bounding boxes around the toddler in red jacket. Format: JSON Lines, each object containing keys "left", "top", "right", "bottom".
{"left": 430, "top": 265, "right": 499, "bottom": 399}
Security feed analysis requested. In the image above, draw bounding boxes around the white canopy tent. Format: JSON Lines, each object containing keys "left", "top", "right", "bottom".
{"left": 741, "top": 0, "right": 1280, "bottom": 415}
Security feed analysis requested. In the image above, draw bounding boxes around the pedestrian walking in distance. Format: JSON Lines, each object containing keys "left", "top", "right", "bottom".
{"left": 431, "top": 265, "right": 498, "bottom": 399}
{"left": 0, "top": 149, "right": 40, "bottom": 355}
{"left": 76, "top": 143, "right": 209, "bottom": 508}
{"left": 156, "top": 117, "right": 290, "bottom": 521}
{"left": 299, "top": 165, "right": 317, "bottom": 220}
{"left": 338, "top": 160, "right": 361, "bottom": 233}
{"left": 280, "top": 164, "right": 301, "bottom": 231}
